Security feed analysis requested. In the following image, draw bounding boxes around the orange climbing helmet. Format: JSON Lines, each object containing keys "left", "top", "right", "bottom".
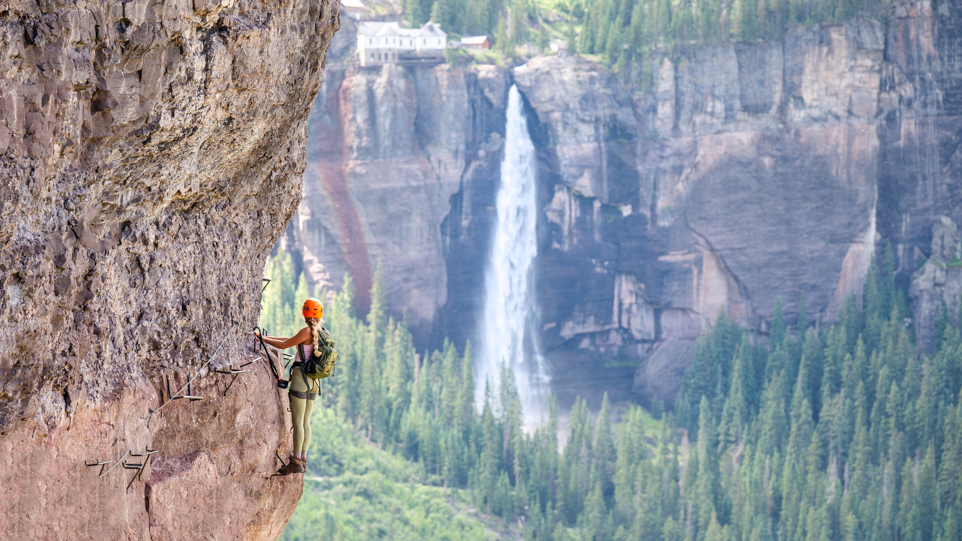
{"left": 303, "top": 298, "right": 323, "bottom": 319}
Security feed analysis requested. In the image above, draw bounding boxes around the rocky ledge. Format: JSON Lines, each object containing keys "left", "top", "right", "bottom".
{"left": 0, "top": 0, "right": 338, "bottom": 538}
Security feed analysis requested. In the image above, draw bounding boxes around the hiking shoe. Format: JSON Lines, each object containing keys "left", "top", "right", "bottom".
{"left": 276, "top": 457, "right": 306, "bottom": 476}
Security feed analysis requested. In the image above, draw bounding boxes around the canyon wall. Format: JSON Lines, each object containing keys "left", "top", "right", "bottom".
{"left": 0, "top": 0, "right": 338, "bottom": 538}
{"left": 293, "top": 1, "right": 961, "bottom": 410}
{"left": 291, "top": 20, "right": 509, "bottom": 342}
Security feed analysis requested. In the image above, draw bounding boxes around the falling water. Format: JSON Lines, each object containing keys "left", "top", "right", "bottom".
{"left": 477, "top": 85, "right": 548, "bottom": 425}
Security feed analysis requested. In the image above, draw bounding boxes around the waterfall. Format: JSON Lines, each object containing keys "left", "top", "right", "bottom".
{"left": 477, "top": 85, "right": 548, "bottom": 425}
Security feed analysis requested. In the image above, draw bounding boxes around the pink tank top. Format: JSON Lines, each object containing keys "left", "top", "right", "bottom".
{"left": 299, "top": 344, "right": 313, "bottom": 359}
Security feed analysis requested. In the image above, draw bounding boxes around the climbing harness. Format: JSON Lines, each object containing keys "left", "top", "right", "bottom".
{"left": 288, "top": 384, "right": 317, "bottom": 401}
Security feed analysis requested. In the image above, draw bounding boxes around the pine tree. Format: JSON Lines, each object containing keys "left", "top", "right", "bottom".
{"left": 771, "top": 298, "right": 787, "bottom": 351}
{"left": 593, "top": 394, "right": 616, "bottom": 498}
{"left": 566, "top": 21, "right": 577, "bottom": 55}
{"left": 756, "top": 371, "right": 788, "bottom": 454}
{"left": 939, "top": 403, "right": 962, "bottom": 522}
{"left": 479, "top": 384, "right": 500, "bottom": 514}
{"left": 881, "top": 244, "right": 897, "bottom": 315}
{"left": 456, "top": 342, "right": 475, "bottom": 431}
{"left": 917, "top": 445, "right": 938, "bottom": 541}
{"left": 495, "top": 18, "right": 511, "bottom": 54}
{"left": 404, "top": 0, "right": 424, "bottom": 25}
{"left": 581, "top": 473, "right": 612, "bottom": 540}
{"left": 614, "top": 407, "right": 645, "bottom": 526}
{"left": 695, "top": 396, "right": 719, "bottom": 538}
{"left": 739, "top": 0, "right": 761, "bottom": 40}
{"left": 510, "top": 5, "right": 527, "bottom": 46}
{"left": 538, "top": 22, "right": 549, "bottom": 51}
{"left": 898, "top": 457, "right": 917, "bottom": 541}
{"left": 560, "top": 397, "right": 592, "bottom": 523}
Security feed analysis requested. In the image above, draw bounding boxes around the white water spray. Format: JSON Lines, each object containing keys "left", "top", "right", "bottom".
{"left": 477, "top": 85, "right": 548, "bottom": 425}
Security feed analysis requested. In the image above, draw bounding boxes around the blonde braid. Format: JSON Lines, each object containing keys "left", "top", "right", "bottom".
{"left": 306, "top": 318, "right": 322, "bottom": 350}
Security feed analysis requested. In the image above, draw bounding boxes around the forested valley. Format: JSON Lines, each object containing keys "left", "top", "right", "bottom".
{"left": 264, "top": 249, "right": 962, "bottom": 540}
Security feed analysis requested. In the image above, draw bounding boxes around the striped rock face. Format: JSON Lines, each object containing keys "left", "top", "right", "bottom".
{"left": 0, "top": 0, "right": 339, "bottom": 538}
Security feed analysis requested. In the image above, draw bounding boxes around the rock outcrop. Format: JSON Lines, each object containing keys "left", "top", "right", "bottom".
{"left": 910, "top": 216, "right": 962, "bottom": 353}
{"left": 0, "top": 0, "right": 338, "bottom": 538}
{"left": 291, "top": 0, "right": 961, "bottom": 410}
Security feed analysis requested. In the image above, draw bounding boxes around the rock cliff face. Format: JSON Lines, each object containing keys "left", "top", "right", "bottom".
{"left": 911, "top": 216, "right": 962, "bottom": 353}
{"left": 0, "top": 0, "right": 337, "bottom": 538}
{"left": 291, "top": 25, "right": 509, "bottom": 341}
{"left": 515, "top": 23, "right": 887, "bottom": 407}
{"left": 293, "top": 1, "right": 961, "bottom": 410}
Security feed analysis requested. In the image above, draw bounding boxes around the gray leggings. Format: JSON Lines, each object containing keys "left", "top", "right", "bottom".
{"left": 289, "top": 366, "right": 319, "bottom": 453}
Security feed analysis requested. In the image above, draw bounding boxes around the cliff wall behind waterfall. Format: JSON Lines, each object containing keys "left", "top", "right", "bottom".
{"left": 292, "top": 1, "right": 962, "bottom": 410}
{"left": 0, "top": 0, "right": 338, "bottom": 538}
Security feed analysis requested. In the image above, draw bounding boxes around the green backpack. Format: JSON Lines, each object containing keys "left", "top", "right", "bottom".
{"left": 298, "top": 327, "right": 338, "bottom": 380}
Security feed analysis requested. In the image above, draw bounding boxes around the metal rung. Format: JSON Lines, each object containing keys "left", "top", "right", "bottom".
{"left": 84, "top": 460, "right": 113, "bottom": 477}
{"left": 215, "top": 368, "right": 247, "bottom": 374}
{"left": 179, "top": 382, "right": 203, "bottom": 401}
{"left": 86, "top": 460, "right": 112, "bottom": 476}
{"left": 239, "top": 360, "right": 255, "bottom": 368}
{"left": 123, "top": 462, "right": 144, "bottom": 469}
{"left": 130, "top": 449, "right": 159, "bottom": 457}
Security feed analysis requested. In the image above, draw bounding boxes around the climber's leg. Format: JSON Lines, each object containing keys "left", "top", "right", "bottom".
{"left": 277, "top": 366, "right": 309, "bottom": 475}
{"left": 300, "top": 392, "right": 315, "bottom": 454}
{"left": 290, "top": 366, "right": 311, "bottom": 453}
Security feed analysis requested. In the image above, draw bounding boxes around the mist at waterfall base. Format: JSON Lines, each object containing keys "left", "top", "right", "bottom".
{"left": 476, "top": 85, "right": 549, "bottom": 428}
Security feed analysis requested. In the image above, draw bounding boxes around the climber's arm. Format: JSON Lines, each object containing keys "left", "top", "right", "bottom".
{"left": 259, "top": 328, "right": 310, "bottom": 350}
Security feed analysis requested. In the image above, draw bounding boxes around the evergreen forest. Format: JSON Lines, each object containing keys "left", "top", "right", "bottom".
{"left": 412, "top": 0, "right": 893, "bottom": 83}
{"left": 268, "top": 249, "right": 962, "bottom": 541}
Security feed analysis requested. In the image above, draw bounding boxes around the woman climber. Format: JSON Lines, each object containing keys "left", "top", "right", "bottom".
{"left": 256, "top": 298, "right": 332, "bottom": 476}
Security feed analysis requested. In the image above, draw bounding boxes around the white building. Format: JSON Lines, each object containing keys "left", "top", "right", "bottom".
{"left": 357, "top": 21, "right": 447, "bottom": 66}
